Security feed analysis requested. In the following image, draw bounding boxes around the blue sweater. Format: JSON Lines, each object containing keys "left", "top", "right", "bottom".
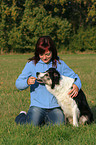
{"left": 15, "top": 59, "right": 81, "bottom": 108}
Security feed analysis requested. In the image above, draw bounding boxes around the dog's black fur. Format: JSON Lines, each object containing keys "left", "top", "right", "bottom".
{"left": 46, "top": 68, "right": 60, "bottom": 89}
{"left": 73, "top": 90, "right": 94, "bottom": 124}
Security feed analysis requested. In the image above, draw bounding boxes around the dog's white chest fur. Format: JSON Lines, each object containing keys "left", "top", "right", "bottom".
{"left": 46, "top": 75, "right": 80, "bottom": 126}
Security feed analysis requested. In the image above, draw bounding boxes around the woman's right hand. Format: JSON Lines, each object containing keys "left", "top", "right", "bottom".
{"left": 27, "top": 77, "right": 36, "bottom": 85}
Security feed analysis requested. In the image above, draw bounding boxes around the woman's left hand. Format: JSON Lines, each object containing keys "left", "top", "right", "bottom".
{"left": 68, "top": 84, "right": 79, "bottom": 98}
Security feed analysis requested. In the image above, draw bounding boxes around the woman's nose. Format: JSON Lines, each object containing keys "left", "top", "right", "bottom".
{"left": 43, "top": 55, "right": 46, "bottom": 59}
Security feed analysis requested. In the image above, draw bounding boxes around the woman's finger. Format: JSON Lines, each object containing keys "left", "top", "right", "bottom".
{"left": 27, "top": 77, "right": 36, "bottom": 85}
{"left": 68, "top": 84, "right": 79, "bottom": 98}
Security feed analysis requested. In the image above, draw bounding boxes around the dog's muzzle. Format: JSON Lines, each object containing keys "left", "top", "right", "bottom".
{"left": 36, "top": 72, "right": 44, "bottom": 83}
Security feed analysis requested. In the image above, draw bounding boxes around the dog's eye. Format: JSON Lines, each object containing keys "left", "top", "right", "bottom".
{"left": 45, "top": 74, "right": 49, "bottom": 77}
{"left": 47, "top": 78, "right": 50, "bottom": 80}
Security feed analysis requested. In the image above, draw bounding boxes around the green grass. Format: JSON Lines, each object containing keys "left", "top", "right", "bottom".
{"left": 0, "top": 54, "right": 96, "bottom": 145}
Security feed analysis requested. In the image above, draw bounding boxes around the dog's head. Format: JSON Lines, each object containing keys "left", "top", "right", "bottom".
{"left": 36, "top": 68, "right": 60, "bottom": 89}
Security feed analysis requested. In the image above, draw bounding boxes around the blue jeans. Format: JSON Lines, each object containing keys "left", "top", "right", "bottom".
{"left": 15, "top": 106, "right": 65, "bottom": 126}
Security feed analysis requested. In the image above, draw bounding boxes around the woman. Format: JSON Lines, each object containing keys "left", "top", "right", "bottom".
{"left": 15, "top": 36, "right": 81, "bottom": 126}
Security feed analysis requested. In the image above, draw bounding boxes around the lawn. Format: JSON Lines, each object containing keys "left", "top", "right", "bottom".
{"left": 0, "top": 53, "right": 96, "bottom": 145}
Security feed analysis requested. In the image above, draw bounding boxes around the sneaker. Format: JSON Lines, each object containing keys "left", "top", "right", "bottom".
{"left": 15, "top": 111, "right": 27, "bottom": 124}
{"left": 19, "top": 111, "right": 27, "bottom": 115}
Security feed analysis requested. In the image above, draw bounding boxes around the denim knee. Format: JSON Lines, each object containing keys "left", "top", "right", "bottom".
{"left": 27, "top": 106, "right": 46, "bottom": 126}
{"left": 15, "top": 107, "right": 65, "bottom": 126}
{"left": 46, "top": 108, "right": 65, "bottom": 125}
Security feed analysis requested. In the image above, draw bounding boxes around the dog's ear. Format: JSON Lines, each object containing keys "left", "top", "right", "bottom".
{"left": 54, "top": 73, "right": 59, "bottom": 77}
{"left": 51, "top": 83, "right": 55, "bottom": 89}
{"left": 51, "top": 73, "right": 59, "bottom": 89}
{"left": 54, "top": 72, "right": 60, "bottom": 85}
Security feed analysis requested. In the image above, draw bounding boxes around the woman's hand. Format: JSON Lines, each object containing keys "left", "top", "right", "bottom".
{"left": 68, "top": 84, "right": 79, "bottom": 98}
{"left": 27, "top": 77, "right": 36, "bottom": 85}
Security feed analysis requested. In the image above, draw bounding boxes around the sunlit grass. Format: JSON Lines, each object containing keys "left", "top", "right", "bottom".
{"left": 0, "top": 54, "right": 96, "bottom": 145}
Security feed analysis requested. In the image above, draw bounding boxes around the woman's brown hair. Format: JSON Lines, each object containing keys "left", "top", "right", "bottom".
{"left": 28, "top": 36, "right": 60, "bottom": 67}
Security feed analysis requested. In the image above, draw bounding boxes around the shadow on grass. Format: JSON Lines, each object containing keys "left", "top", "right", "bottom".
{"left": 91, "top": 106, "right": 96, "bottom": 123}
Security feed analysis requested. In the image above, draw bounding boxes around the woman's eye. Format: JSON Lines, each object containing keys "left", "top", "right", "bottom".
{"left": 40, "top": 54, "right": 43, "bottom": 56}
{"left": 46, "top": 53, "right": 50, "bottom": 56}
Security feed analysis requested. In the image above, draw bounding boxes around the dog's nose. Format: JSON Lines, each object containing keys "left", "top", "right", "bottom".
{"left": 36, "top": 72, "right": 40, "bottom": 77}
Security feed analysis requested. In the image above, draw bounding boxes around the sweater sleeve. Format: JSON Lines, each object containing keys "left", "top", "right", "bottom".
{"left": 15, "top": 62, "right": 32, "bottom": 90}
{"left": 60, "top": 60, "right": 82, "bottom": 90}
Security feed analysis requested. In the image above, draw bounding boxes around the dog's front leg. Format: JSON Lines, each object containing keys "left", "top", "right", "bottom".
{"left": 73, "top": 105, "right": 79, "bottom": 127}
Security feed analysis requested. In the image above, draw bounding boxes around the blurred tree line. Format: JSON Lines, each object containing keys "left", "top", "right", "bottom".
{"left": 0, "top": 0, "right": 96, "bottom": 54}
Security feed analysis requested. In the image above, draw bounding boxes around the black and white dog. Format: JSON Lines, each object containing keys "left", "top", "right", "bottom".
{"left": 36, "top": 68, "right": 94, "bottom": 127}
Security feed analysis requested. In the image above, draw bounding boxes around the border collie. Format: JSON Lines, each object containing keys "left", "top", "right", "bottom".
{"left": 36, "top": 68, "right": 94, "bottom": 127}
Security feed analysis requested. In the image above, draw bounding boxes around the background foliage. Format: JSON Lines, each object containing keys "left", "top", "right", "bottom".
{"left": 0, "top": 0, "right": 96, "bottom": 54}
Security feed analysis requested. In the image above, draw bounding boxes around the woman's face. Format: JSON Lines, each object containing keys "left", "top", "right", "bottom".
{"left": 39, "top": 50, "right": 52, "bottom": 64}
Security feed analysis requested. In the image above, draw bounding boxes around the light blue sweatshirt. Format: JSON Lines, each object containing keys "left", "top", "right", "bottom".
{"left": 15, "top": 59, "right": 81, "bottom": 109}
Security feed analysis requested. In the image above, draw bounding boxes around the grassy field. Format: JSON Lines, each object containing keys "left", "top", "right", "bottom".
{"left": 0, "top": 54, "right": 96, "bottom": 145}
